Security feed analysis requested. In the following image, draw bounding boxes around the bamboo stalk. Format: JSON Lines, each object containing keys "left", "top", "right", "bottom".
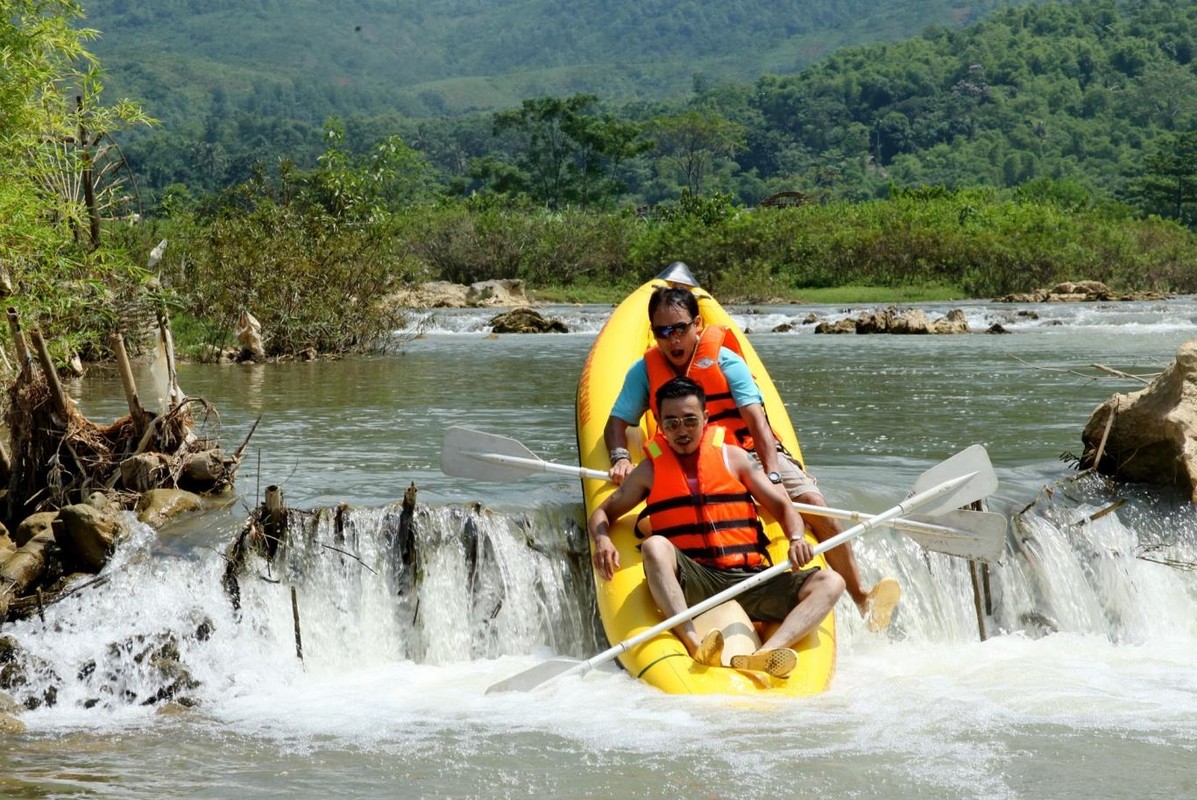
{"left": 110, "top": 331, "right": 144, "bottom": 423}
{"left": 1090, "top": 396, "right": 1119, "bottom": 471}
{"left": 6, "top": 307, "right": 30, "bottom": 376}
{"left": 264, "top": 485, "right": 286, "bottom": 560}
{"left": 156, "top": 309, "right": 181, "bottom": 409}
{"left": 29, "top": 328, "right": 70, "bottom": 419}
{"left": 265, "top": 485, "right": 284, "bottom": 518}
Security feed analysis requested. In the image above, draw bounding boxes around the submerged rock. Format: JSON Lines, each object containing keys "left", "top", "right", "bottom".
{"left": 996, "top": 281, "right": 1169, "bottom": 303}
{"left": 136, "top": 488, "right": 204, "bottom": 528}
{"left": 1081, "top": 338, "right": 1197, "bottom": 500}
{"left": 489, "top": 307, "right": 568, "bottom": 333}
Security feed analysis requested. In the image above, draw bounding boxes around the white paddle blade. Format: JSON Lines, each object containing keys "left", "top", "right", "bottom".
{"left": 910, "top": 444, "right": 997, "bottom": 514}
{"left": 441, "top": 426, "right": 544, "bottom": 482}
{"left": 903, "top": 509, "right": 1007, "bottom": 562}
{"left": 486, "top": 657, "right": 583, "bottom": 694}
{"left": 792, "top": 503, "right": 1007, "bottom": 562}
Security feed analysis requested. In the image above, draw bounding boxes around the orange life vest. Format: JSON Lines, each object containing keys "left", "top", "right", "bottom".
{"left": 645, "top": 325, "right": 759, "bottom": 450}
{"left": 641, "top": 426, "right": 769, "bottom": 570}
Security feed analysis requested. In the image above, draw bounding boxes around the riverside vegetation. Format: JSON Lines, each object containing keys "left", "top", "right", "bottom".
{"left": 2, "top": 0, "right": 1197, "bottom": 365}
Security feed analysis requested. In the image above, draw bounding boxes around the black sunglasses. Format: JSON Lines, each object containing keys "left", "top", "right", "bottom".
{"left": 652, "top": 319, "right": 695, "bottom": 339}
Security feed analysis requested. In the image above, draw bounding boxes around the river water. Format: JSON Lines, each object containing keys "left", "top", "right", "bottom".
{"left": 3, "top": 297, "right": 1196, "bottom": 798}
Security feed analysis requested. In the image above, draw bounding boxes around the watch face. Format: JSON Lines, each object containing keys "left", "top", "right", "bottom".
{"left": 768, "top": 471, "right": 782, "bottom": 484}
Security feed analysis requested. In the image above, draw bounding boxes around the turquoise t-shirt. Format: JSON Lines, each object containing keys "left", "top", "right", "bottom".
{"left": 609, "top": 348, "right": 763, "bottom": 425}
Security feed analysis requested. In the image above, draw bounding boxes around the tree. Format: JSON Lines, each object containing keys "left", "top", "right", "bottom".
{"left": 0, "top": 0, "right": 92, "bottom": 161}
{"left": 488, "top": 94, "right": 647, "bottom": 208}
{"left": 302, "top": 119, "right": 430, "bottom": 221}
{"left": 1127, "top": 131, "right": 1197, "bottom": 228}
{"left": 1, "top": 0, "right": 155, "bottom": 355}
{"left": 649, "top": 110, "right": 746, "bottom": 196}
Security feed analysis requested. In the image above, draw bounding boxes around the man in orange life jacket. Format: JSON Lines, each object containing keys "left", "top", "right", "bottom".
{"left": 589, "top": 377, "right": 845, "bottom": 676}
{"left": 605, "top": 282, "right": 899, "bottom": 630}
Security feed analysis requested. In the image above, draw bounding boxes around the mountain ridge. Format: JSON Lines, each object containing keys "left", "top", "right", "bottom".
{"left": 81, "top": 0, "right": 1015, "bottom": 122}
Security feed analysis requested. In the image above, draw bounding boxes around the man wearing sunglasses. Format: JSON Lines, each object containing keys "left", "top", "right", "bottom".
{"left": 605, "top": 281, "right": 899, "bottom": 631}
{"left": 589, "top": 377, "right": 845, "bottom": 677}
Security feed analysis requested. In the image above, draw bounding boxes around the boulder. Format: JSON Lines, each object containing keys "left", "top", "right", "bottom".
{"left": 489, "top": 307, "right": 568, "bottom": 334}
{"left": 0, "top": 523, "right": 13, "bottom": 558}
{"left": 995, "top": 281, "right": 1170, "bottom": 303}
{"left": 1081, "top": 338, "right": 1197, "bottom": 500}
{"left": 386, "top": 279, "right": 532, "bottom": 309}
{"left": 813, "top": 318, "right": 858, "bottom": 334}
{"left": 137, "top": 489, "right": 204, "bottom": 528}
{"left": 467, "top": 279, "right": 529, "bottom": 306}
{"left": 14, "top": 512, "right": 56, "bottom": 548}
{"left": 53, "top": 504, "right": 130, "bottom": 573}
{"left": 0, "top": 690, "right": 20, "bottom": 715}
{"left": 930, "top": 308, "right": 970, "bottom": 334}
{"left": 814, "top": 306, "right": 969, "bottom": 335}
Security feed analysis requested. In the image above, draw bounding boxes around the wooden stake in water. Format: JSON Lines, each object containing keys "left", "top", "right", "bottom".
{"left": 291, "top": 585, "right": 304, "bottom": 662}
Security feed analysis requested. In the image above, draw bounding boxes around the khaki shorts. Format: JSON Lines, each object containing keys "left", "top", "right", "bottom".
{"left": 748, "top": 450, "right": 822, "bottom": 500}
{"left": 675, "top": 549, "right": 819, "bottom": 622}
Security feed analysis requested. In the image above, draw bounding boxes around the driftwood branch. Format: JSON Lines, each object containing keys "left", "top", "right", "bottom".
{"left": 6, "top": 307, "right": 30, "bottom": 377}
{"left": 231, "top": 414, "right": 263, "bottom": 462}
{"left": 111, "top": 331, "right": 147, "bottom": 426}
{"left": 1009, "top": 353, "right": 1162, "bottom": 384}
{"left": 1091, "top": 364, "right": 1153, "bottom": 384}
{"left": 29, "top": 328, "right": 70, "bottom": 419}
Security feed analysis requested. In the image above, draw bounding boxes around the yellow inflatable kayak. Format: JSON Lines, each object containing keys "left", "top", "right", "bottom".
{"left": 575, "top": 267, "right": 836, "bottom": 696}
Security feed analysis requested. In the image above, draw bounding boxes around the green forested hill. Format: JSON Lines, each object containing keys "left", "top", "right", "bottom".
{"left": 742, "top": 0, "right": 1197, "bottom": 198}
{"left": 84, "top": 0, "right": 1197, "bottom": 225}
{"left": 81, "top": 0, "right": 1012, "bottom": 123}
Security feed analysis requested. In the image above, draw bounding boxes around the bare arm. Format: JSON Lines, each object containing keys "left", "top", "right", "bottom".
{"left": 728, "top": 445, "right": 813, "bottom": 568}
{"left": 739, "top": 402, "right": 781, "bottom": 474}
{"left": 603, "top": 415, "right": 635, "bottom": 483}
{"left": 587, "top": 460, "right": 653, "bottom": 580}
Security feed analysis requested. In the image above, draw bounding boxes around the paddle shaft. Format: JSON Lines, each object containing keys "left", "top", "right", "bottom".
{"left": 791, "top": 501, "right": 986, "bottom": 544}
{"left": 462, "top": 448, "right": 989, "bottom": 545}
{"left": 557, "top": 469, "right": 979, "bottom": 681}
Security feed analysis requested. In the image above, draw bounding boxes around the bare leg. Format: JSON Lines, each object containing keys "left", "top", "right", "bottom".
{"left": 640, "top": 536, "right": 704, "bottom": 655}
{"left": 796, "top": 490, "right": 871, "bottom": 614}
{"left": 758, "top": 569, "right": 845, "bottom": 651}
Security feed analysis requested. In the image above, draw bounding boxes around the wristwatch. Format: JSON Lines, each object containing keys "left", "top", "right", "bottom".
{"left": 767, "top": 470, "right": 782, "bottom": 485}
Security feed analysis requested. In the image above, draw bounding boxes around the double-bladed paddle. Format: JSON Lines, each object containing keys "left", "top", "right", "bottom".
{"left": 481, "top": 443, "right": 998, "bottom": 692}
{"left": 440, "top": 426, "right": 1006, "bottom": 562}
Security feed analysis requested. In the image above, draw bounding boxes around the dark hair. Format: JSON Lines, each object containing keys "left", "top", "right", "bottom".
{"left": 655, "top": 376, "right": 705, "bottom": 409}
{"left": 648, "top": 286, "right": 699, "bottom": 321}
